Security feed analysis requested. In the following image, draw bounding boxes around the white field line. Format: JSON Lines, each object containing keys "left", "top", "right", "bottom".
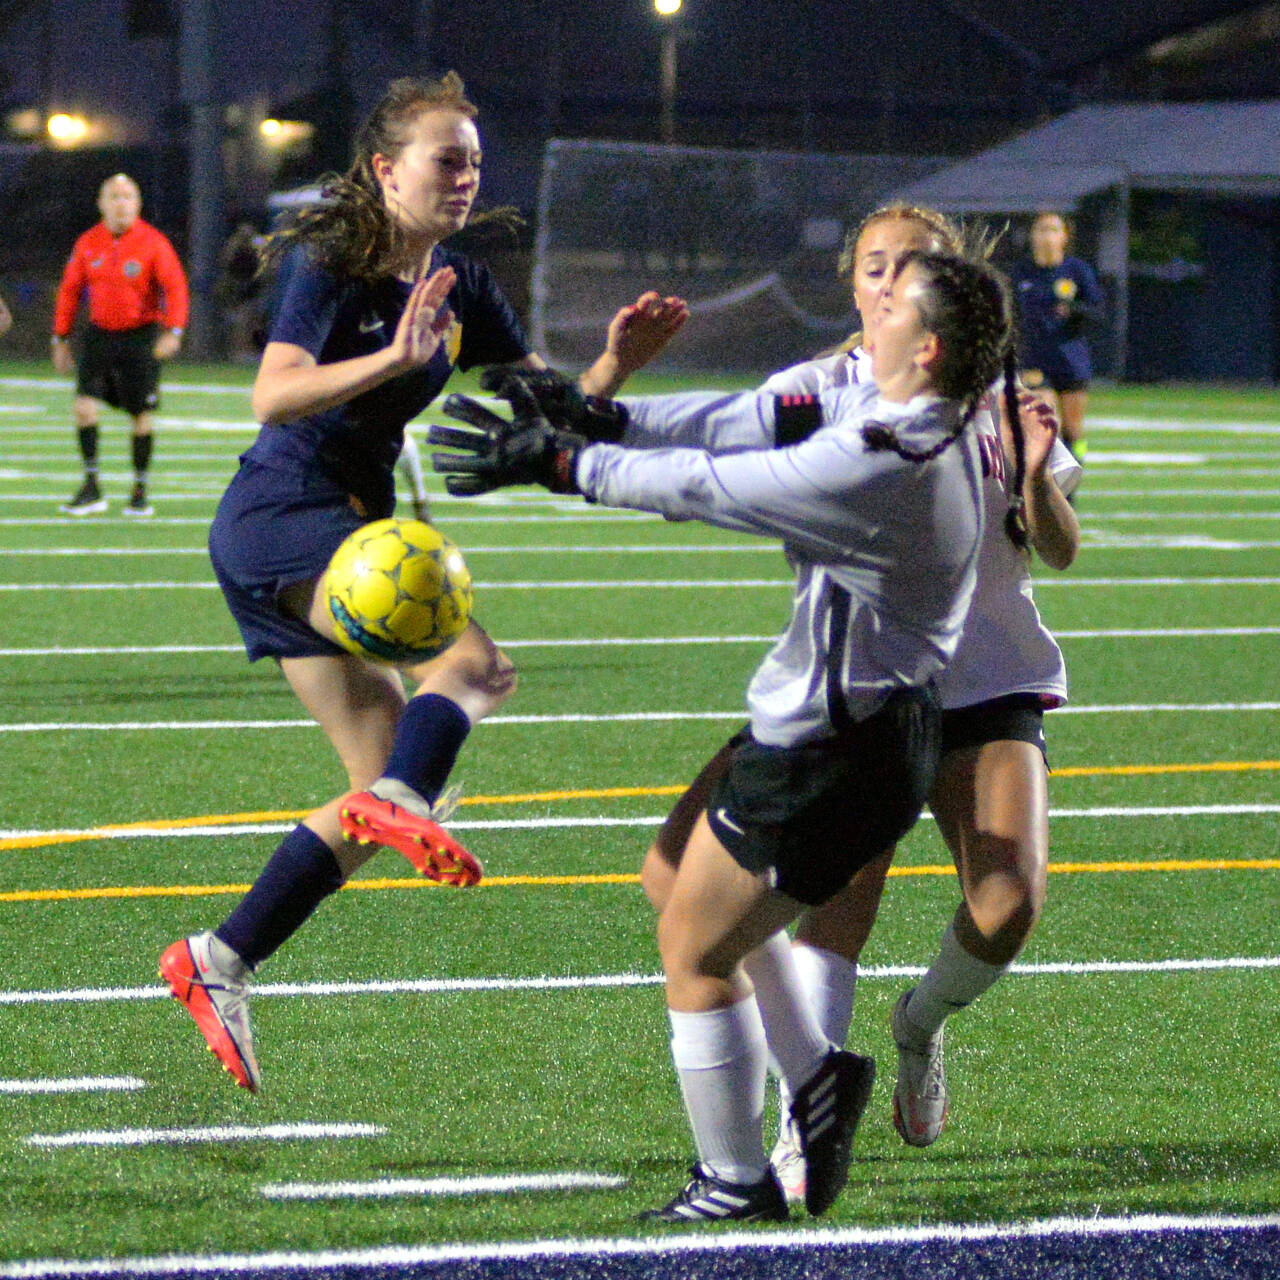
{"left": 1, "top": 702, "right": 1278, "bottom": 736}
{"left": 2, "top": 801, "right": 1280, "bottom": 851}
{"left": 1, "top": 1212, "right": 1279, "bottom": 1280}
{"left": 5, "top": 535, "right": 1280, "bottom": 558}
{"left": 8, "top": 573, "right": 1280, "bottom": 593}
{"left": 5, "top": 956, "right": 1279, "bottom": 1008}
{"left": 0, "top": 1076, "right": 144, "bottom": 1095}
{"left": 2, "top": 625, "right": 1279, "bottom": 659}
{"left": 259, "top": 1172, "right": 627, "bottom": 1201}
{"left": 1090, "top": 416, "right": 1280, "bottom": 435}
{"left": 0, "top": 513, "right": 657, "bottom": 528}
{"left": 25, "top": 1122, "right": 385, "bottom": 1149}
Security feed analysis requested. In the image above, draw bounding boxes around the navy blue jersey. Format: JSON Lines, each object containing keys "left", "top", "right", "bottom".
{"left": 1010, "top": 255, "right": 1104, "bottom": 389}
{"left": 243, "top": 243, "right": 529, "bottom": 516}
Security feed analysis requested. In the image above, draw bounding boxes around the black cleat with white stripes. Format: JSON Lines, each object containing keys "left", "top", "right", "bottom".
{"left": 789, "top": 1048, "right": 877, "bottom": 1216}
{"left": 640, "top": 1163, "right": 789, "bottom": 1223}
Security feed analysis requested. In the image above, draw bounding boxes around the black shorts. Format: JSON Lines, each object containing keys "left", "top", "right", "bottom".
{"left": 940, "top": 693, "right": 1048, "bottom": 760}
{"left": 77, "top": 324, "right": 161, "bottom": 416}
{"left": 208, "top": 459, "right": 369, "bottom": 662}
{"left": 706, "top": 684, "right": 941, "bottom": 907}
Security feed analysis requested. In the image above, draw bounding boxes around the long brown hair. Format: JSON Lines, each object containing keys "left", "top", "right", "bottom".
{"left": 264, "top": 73, "right": 517, "bottom": 281}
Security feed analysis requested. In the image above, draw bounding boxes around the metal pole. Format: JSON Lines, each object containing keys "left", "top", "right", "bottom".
{"left": 660, "top": 26, "right": 676, "bottom": 144}
{"left": 179, "top": 0, "right": 225, "bottom": 360}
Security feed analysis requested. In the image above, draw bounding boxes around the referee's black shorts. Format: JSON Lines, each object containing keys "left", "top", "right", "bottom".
{"left": 77, "top": 324, "right": 161, "bottom": 416}
{"left": 706, "top": 684, "right": 941, "bottom": 907}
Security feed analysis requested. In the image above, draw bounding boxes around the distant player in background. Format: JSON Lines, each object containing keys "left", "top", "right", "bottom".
{"left": 0, "top": 292, "right": 13, "bottom": 338}
{"left": 1010, "top": 210, "right": 1104, "bottom": 463}
{"left": 158, "top": 73, "right": 686, "bottom": 1095}
{"left": 52, "top": 173, "right": 189, "bottom": 516}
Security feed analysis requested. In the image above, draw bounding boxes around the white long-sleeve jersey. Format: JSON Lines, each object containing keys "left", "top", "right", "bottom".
{"left": 762, "top": 350, "right": 1079, "bottom": 710}
{"left": 576, "top": 385, "right": 984, "bottom": 747}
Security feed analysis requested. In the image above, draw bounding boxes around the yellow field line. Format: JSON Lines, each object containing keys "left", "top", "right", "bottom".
{"left": 3, "top": 858, "right": 1277, "bottom": 904}
{"left": 3, "top": 761, "right": 1277, "bottom": 855}
{"left": 1053, "top": 760, "right": 1280, "bottom": 778}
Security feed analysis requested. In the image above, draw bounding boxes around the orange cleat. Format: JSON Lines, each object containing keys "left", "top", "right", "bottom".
{"left": 339, "top": 782, "right": 482, "bottom": 887}
{"left": 159, "top": 932, "right": 261, "bottom": 1092}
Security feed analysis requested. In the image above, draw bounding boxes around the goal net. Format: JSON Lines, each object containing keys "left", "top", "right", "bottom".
{"left": 530, "top": 139, "right": 945, "bottom": 377}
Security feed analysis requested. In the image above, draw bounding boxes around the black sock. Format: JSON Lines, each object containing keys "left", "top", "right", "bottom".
{"left": 131, "top": 432, "right": 153, "bottom": 478}
{"left": 77, "top": 425, "right": 99, "bottom": 473}
{"left": 381, "top": 693, "right": 471, "bottom": 805}
{"left": 215, "top": 824, "right": 344, "bottom": 969}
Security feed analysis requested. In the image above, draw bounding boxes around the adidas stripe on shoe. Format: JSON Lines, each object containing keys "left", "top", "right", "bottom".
{"left": 640, "top": 1164, "right": 789, "bottom": 1223}
{"left": 789, "top": 1048, "right": 876, "bottom": 1216}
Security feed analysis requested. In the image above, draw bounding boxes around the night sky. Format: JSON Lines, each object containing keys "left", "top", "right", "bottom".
{"left": 0, "top": 0, "right": 1270, "bottom": 216}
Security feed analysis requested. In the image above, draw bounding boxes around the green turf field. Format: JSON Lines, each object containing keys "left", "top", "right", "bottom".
{"left": 0, "top": 363, "right": 1277, "bottom": 1263}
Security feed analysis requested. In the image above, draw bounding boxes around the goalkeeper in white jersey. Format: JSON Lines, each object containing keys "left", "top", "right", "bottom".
{"left": 430, "top": 247, "right": 1019, "bottom": 1222}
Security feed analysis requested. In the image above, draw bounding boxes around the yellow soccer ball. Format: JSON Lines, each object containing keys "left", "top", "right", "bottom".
{"left": 324, "top": 518, "right": 473, "bottom": 663}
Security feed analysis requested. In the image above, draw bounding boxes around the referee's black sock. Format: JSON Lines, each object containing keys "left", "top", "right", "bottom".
{"left": 131, "top": 432, "right": 153, "bottom": 481}
{"left": 77, "top": 425, "right": 99, "bottom": 476}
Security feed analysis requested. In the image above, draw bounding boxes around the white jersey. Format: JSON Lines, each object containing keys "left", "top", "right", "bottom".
{"left": 762, "top": 349, "right": 1079, "bottom": 710}
{"left": 579, "top": 385, "right": 985, "bottom": 747}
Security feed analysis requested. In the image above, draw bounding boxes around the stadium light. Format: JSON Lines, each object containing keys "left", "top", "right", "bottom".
{"left": 654, "top": 0, "right": 681, "bottom": 143}
{"left": 259, "top": 118, "right": 315, "bottom": 150}
{"left": 46, "top": 112, "right": 89, "bottom": 146}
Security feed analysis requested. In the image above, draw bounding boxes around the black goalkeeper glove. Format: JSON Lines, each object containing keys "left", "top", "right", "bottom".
{"left": 429, "top": 377, "right": 587, "bottom": 497}
{"left": 478, "top": 366, "right": 629, "bottom": 443}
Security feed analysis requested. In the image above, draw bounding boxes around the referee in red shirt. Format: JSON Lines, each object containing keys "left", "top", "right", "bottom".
{"left": 51, "top": 173, "right": 189, "bottom": 516}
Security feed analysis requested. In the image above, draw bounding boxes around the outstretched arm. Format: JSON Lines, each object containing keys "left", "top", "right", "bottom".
{"left": 578, "top": 291, "right": 689, "bottom": 397}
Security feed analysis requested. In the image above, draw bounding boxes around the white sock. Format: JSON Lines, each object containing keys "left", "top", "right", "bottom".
{"left": 742, "top": 932, "right": 832, "bottom": 1098}
{"left": 396, "top": 429, "right": 428, "bottom": 505}
{"left": 668, "top": 999, "right": 769, "bottom": 1184}
{"left": 792, "top": 942, "right": 858, "bottom": 1047}
{"left": 904, "top": 923, "right": 1008, "bottom": 1041}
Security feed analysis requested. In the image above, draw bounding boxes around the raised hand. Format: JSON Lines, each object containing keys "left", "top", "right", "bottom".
{"left": 605, "top": 290, "right": 689, "bottom": 377}
{"left": 388, "top": 266, "right": 457, "bottom": 371}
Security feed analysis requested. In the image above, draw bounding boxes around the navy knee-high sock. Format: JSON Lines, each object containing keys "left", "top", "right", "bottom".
{"left": 380, "top": 692, "right": 471, "bottom": 806}
{"left": 215, "top": 824, "right": 344, "bottom": 969}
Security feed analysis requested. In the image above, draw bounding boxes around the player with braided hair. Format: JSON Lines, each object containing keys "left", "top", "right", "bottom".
{"left": 720, "top": 207, "right": 1079, "bottom": 1196}
{"left": 432, "top": 250, "right": 1019, "bottom": 1221}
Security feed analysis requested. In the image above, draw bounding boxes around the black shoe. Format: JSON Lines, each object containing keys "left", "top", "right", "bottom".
{"left": 123, "top": 481, "right": 153, "bottom": 517}
{"left": 790, "top": 1048, "right": 876, "bottom": 1216}
{"left": 59, "top": 476, "right": 107, "bottom": 516}
{"left": 640, "top": 1163, "right": 789, "bottom": 1223}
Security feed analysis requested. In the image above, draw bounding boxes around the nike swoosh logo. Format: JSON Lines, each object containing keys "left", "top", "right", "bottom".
{"left": 359, "top": 317, "right": 385, "bottom": 333}
{"left": 714, "top": 808, "right": 745, "bottom": 836}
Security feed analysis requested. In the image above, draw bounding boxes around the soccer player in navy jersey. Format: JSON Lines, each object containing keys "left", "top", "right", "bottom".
{"left": 159, "top": 73, "right": 686, "bottom": 1093}
{"left": 1011, "top": 211, "right": 1104, "bottom": 462}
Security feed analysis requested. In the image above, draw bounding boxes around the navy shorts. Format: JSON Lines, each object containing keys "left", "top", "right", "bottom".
{"left": 77, "top": 324, "right": 161, "bottom": 416}
{"left": 209, "top": 459, "right": 372, "bottom": 662}
{"left": 706, "top": 684, "right": 941, "bottom": 907}
{"left": 941, "top": 692, "right": 1049, "bottom": 761}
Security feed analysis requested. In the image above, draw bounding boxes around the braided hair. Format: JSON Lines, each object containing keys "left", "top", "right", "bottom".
{"left": 861, "top": 249, "right": 1015, "bottom": 470}
{"left": 264, "top": 73, "right": 518, "bottom": 282}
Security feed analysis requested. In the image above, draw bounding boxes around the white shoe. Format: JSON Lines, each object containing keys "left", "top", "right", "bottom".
{"left": 159, "top": 930, "right": 261, "bottom": 1092}
{"left": 769, "top": 1108, "right": 806, "bottom": 1205}
{"left": 891, "top": 988, "right": 948, "bottom": 1147}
